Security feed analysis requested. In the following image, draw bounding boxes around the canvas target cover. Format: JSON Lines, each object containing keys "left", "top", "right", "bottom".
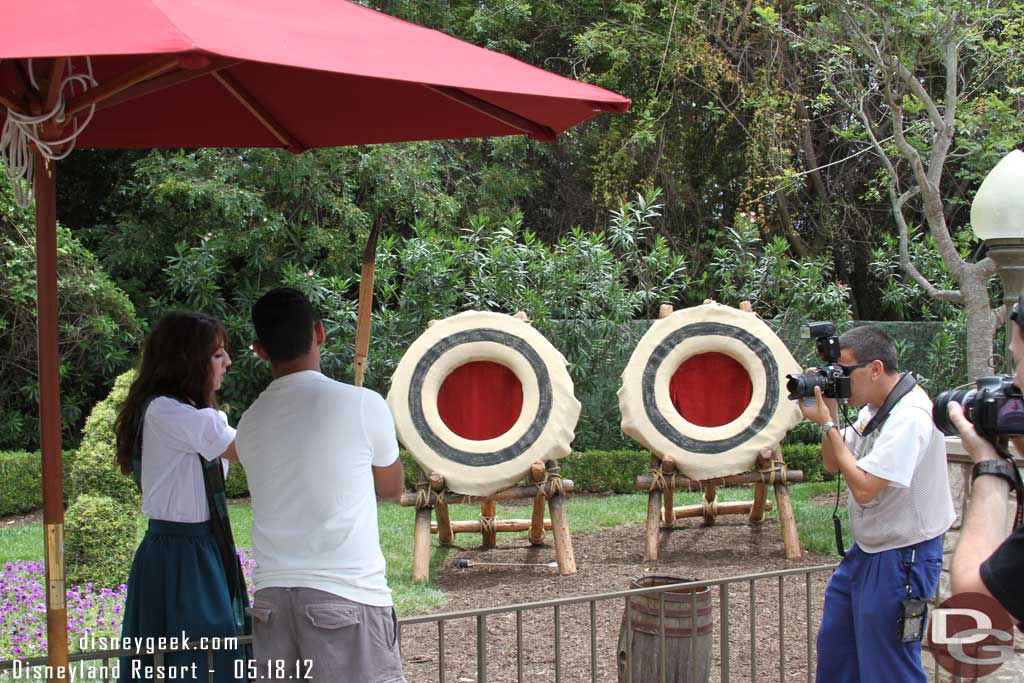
{"left": 387, "top": 311, "right": 581, "bottom": 496}
{"left": 618, "top": 302, "right": 802, "bottom": 480}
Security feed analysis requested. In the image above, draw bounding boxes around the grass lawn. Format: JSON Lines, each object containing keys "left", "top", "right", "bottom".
{"left": 0, "top": 483, "right": 847, "bottom": 614}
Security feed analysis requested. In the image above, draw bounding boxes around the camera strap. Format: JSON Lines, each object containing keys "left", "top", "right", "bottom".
{"left": 861, "top": 372, "right": 917, "bottom": 437}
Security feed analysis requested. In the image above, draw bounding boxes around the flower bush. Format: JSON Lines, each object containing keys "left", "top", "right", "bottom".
{"left": 1, "top": 549, "right": 256, "bottom": 662}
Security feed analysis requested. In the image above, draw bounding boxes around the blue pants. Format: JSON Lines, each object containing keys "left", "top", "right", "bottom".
{"left": 815, "top": 536, "right": 943, "bottom": 683}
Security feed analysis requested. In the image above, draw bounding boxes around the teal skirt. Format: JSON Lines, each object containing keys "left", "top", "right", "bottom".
{"left": 119, "top": 520, "right": 243, "bottom": 682}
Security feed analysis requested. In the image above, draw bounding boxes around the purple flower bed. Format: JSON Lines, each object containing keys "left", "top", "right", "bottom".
{"left": 1, "top": 550, "right": 256, "bottom": 662}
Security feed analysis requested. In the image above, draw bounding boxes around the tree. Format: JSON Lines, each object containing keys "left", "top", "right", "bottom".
{"left": 799, "top": 0, "right": 1024, "bottom": 376}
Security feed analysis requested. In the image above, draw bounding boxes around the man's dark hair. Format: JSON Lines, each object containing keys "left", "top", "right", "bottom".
{"left": 839, "top": 325, "right": 899, "bottom": 374}
{"left": 252, "top": 287, "right": 320, "bottom": 363}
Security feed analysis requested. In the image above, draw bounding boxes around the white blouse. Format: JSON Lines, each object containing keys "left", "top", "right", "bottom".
{"left": 139, "top": 396, "right": 236, "bottom": 523}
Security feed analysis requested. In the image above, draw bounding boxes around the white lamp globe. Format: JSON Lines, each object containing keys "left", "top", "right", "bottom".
{"left": 971, "top": 149, "right": 1024, "bottom": 241}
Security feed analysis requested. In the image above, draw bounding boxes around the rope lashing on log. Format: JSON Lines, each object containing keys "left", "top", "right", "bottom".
{"left": 541, "top": 463, "right": 566, "bottom": 499}
{"left": 757, "top": 459, "right": 788, "bottom": 485}
{"left": 702, "top": 495, "right": 719, "bottom": 519}
{"left": 478, "top": 515, "right": 497, "bottom": 536}
{"left": 646, "top": 467, "right": 677, "bottom": 493}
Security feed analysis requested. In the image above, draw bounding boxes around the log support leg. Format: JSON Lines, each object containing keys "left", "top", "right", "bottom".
{"left": 749, "top": 450, "right": 772, "bottom": 524}
{"left": 436, "top": 501, "right": 454, "bottom": 545}
{"left": 545, "top": 460, "right": 576, "bottom": 575}
{"left": 480, "top": 499, "right": 497, "bottom": 548}
{"left": 772, "top": 447, "right": 802, "bottom": 559}
{"left": 412, "top": 505, "right": 433, "bottom": 583}
{"left": 529, "top": 493, "right": 546, "bottom": 546}
{"left": 661, "top": 455, "right": 676, "bottom": 529}
{"left": 701, "top": 484, "right": 718, "bottom": 527}
{"left": 749, "top": 483, "right": 769, "bottom": 524}
{"left": 644, "top": 454, "right": 662, "bottom": 561}
{"left": 548, "top": 491, "right": 576, "bottom": 575}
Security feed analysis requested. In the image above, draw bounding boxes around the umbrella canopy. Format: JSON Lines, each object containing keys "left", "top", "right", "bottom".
{"left": 1, "top": 0, "right": 628, "bottom": 149}
{"left": 0, "top": 2, "right": 629, "bottom": 678}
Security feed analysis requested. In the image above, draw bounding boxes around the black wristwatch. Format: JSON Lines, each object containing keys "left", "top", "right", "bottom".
{"left": 971, "top": 459, "right": 1017, "bottom": 488}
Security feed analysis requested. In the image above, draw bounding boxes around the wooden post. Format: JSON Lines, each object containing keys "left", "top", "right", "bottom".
{"left": 412, "top": 505, "right": 433, "bottom": 583}
{"left": 661, "top": 454, "right": 676, "bottom": 529}
{"left": 432, "top": 519, "right": 553, "bottom": 534}
{"left": 480, "top": 499, "right": 497, "bottom": 548}
{"left": 435, "top": 502, "right": 454, "bottom": 545}
{"left": 749, "top": 450, "right": 772, "bottom": 524}
{"left": 772, "top": 446, "right": 802, "bottom": 559}
{"left": 644, "top": 454, "right": 662, "bottom": 561}
{"left": 529, "top": 461, "right": 547, "bottom": 545}
{"left": 702, "top": 484, "right": 717, "bottom": 527}
{"left": 546, "top": 460, "right": 576, "bottom": 575}
{"left": 673, "top": 500, "right": 772, "bottom": 518}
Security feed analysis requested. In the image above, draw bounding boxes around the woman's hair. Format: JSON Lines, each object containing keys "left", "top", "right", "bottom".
{"left": 114, "top": 312, "right": 228, "bottom": 475}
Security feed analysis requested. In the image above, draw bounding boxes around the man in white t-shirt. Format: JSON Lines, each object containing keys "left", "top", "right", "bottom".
{"left": 799, "top": 325, "right": 954, "bottom": 683}
{"left": 236, "top": 287, "right": 405, "bottom": 683}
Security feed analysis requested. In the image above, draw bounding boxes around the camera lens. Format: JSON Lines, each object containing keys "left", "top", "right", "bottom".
{"left": 786, "top": 372, "right": 829, "bottom": 400}
{"left": 932, "top": 388, "right": 973, "bottom": 436}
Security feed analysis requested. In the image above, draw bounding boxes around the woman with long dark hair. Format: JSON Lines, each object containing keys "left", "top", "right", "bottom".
{"left": 114, "top": 311, "right": 246, "bottom": 682}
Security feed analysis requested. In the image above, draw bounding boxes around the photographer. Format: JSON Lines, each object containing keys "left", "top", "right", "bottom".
{"left": 946, "top": 300, "right": 1024, "bottom": 629}
{"left": 799, "top": 326, "right": 954, "bottom": 683}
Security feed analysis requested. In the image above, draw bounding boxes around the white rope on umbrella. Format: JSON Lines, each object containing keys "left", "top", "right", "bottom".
{"left": 1, "top": 58, "right": 97, "bottom": 208}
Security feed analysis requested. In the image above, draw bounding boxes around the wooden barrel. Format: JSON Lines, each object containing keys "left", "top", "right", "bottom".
{"left": 617, "top": 575, "right": 712, "bottom": 683}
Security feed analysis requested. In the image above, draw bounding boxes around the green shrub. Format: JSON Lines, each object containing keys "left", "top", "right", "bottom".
{"left": 225, "top": 462, "right": 249, "bottom": 498}
{"left": 64, "top": 494, "right": 136, "bottom": 588}
{"left": 780, "top": 443, "right": 832, "bottom": 482}
{"left": 68, "top": 370, "right": 140, "bottom": 508}
{"left": 398, "top": 445, "right": 829, "bottom": 494}
{"left": 560, "top": 450, "right": 649, "bottom": 493}
{"left": 0, "top": 186, "right": 142, "bottom": 451}
{"left": 0, "top": 449, "right": 78, "bottom": 516}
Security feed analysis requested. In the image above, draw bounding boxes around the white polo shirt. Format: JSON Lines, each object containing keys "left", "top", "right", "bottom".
{"left": 235, "top": 371, "right": 399, "bottom": 607}
{"left": 843, "top": 386, "right": 955, "bottom": 552}
{"left": 140, "top": 397, "right": 235, "bottom": 523}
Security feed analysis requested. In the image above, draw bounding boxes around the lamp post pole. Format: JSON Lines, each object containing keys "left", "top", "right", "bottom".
{"left": 972, "top": 150, "right": 1024, "bottom": 372}
{"left": 984, "top": 240, "right": 1024, "bottom": 371}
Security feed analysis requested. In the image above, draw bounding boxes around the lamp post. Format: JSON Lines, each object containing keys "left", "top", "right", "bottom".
{"left": 971, "top": 149, "right": 1024, "bottom": 370}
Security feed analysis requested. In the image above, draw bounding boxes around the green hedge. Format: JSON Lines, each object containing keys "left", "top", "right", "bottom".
{"left": 65, "top": 493, "right": 136, "bottom": 588}
{"left": 399, "top": 445, "right": 829, "bottom": 495}
{"left": 0, "top": 444, "right": 830, "bottom": 517}
{"left": 0, "top": 449, "right": 78, "bottom": 516}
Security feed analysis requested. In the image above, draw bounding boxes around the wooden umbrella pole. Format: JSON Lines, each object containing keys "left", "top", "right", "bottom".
{"left": 36, "top": 156, "right": 69, "bottom": 682}
{"left": 353, "top": 216, "right": 384, "bottom": 387}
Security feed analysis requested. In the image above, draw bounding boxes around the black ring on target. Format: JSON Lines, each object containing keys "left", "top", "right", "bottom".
{"left": 408, "top": 328, "right": 553, "bottom": 467}
{"left": 641, "top": 322, "right": 779, "bottom": 454}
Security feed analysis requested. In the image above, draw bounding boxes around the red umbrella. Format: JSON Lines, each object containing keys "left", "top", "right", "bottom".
{"left": 0, "top": 1, "right": 629, "bottom": 677}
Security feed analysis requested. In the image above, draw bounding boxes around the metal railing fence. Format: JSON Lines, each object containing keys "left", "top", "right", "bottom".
{"left": 3, "top": 563, "right": 845, "bottom": 683}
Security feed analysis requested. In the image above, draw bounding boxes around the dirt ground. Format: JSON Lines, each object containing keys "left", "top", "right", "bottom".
{"left": 399, "top": 515, "right": 838, "bottom": 683}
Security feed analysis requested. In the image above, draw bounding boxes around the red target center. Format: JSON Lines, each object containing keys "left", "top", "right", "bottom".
{"left": 670, "top": 353, "right": 752, "bottom": 427}
{"left": 437, "top": 361, "right": 524, "bottom": 440}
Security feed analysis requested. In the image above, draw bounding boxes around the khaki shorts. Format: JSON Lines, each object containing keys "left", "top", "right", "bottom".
{"left": 247, "top": 587, "right": 405, "bottom": 683}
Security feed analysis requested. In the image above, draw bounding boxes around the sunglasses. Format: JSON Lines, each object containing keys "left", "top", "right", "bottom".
{"left": 838, "top": 360, "right": 873, "bottom": 376}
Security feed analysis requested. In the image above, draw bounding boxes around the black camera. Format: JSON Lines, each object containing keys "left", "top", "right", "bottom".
{"left": 933, "top": 375, "right": 1024, "bottom": 436}
{"left": 786, "top": 322, "right": 852, "bottom": 401}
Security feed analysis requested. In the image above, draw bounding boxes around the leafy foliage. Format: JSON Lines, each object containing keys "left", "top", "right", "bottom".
{"left": 0, "top": 175, "right": 142, "bottom": 451}
{"left": 64, "top": 494, "right": 136, "bottom": 588}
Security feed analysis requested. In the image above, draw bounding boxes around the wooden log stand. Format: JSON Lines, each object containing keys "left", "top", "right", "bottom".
{"left": 640, "top": 447, "right": 803, "bottom": 561}
{"left": 401, "top": 459, "right": 577, "bottom": 582}
{"left": 638, "top": 301, "right": 803, "bottom": 562}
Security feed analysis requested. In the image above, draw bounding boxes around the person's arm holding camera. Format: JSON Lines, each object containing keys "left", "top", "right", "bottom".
{"left": 800, "top": 384, "right": 890, "bottom": 504}
{"left": 947, "top": 401, "right": 1018, "bottom": 598}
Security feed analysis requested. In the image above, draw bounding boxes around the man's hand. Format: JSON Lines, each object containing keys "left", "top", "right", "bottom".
{"left": 798, "top": 384, "right": 838, "bottom": 426}
{"left": 947, "top": 401, "right": 999, "bottom": 464}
